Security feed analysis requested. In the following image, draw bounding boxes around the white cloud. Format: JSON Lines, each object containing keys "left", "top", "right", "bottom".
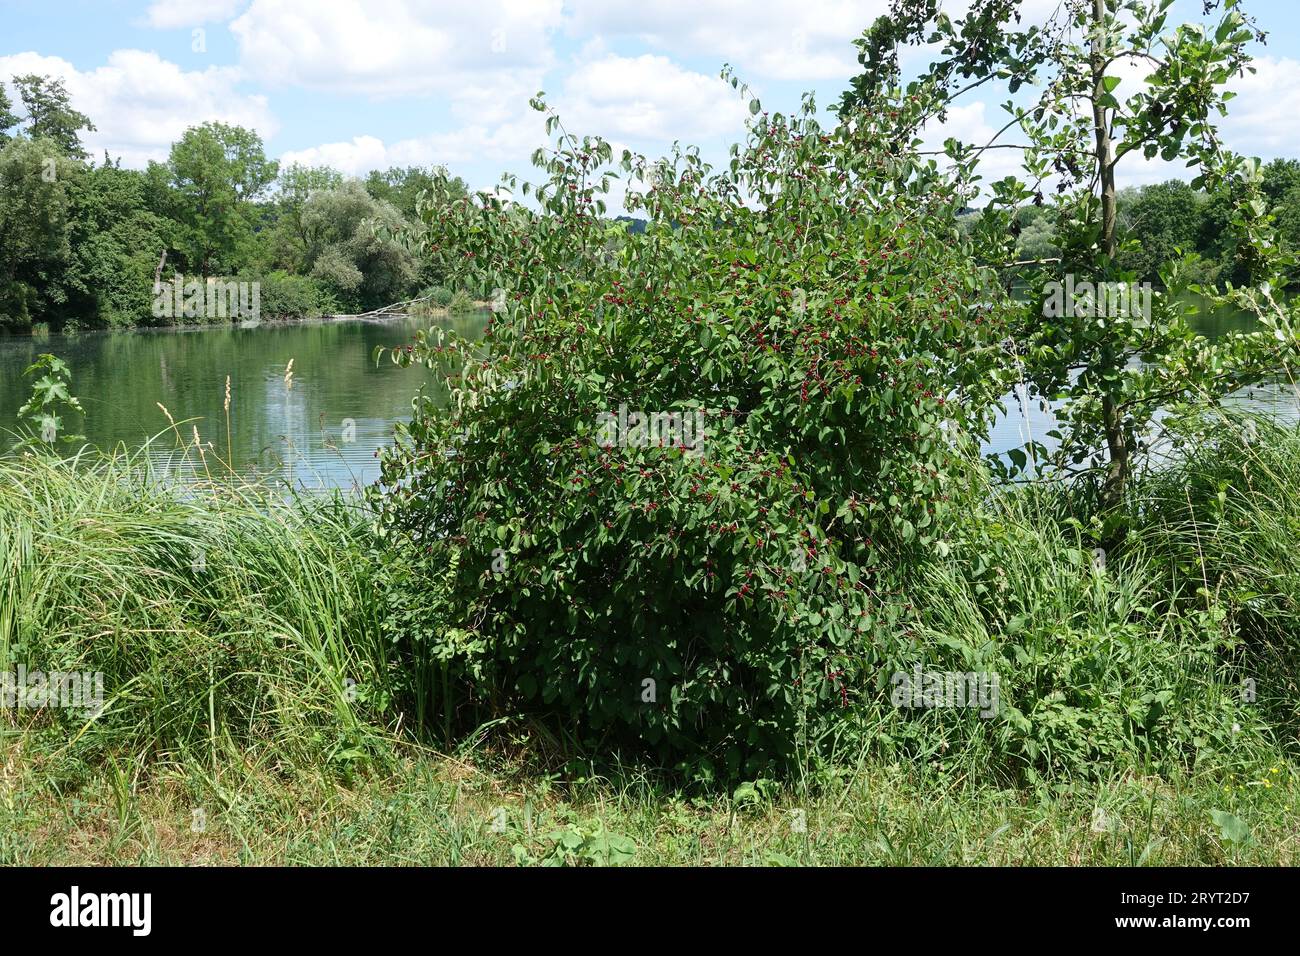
{"left": 1221, "top": 56, "right": 1300, "bottom": 158}
{"left": 562, "top": 0, "right": 888, "bottom": 82}
{"left": 556, "top": 52, "right": 749, "bottom": 143}
{"left": 278, "top": 50, "right": 749, "bottom": 194}
{"left": 230, "top": 0, "right": 562, "bottom": 105}
{"left": 144, "top": 0, "right": 249, "bottom": 29}
{"left": 278, "top": 114, "right": 544, "bottom": 177}
{"left": 278, "top": 135, "right": 391, "bottom": 175}
{"left": 0, "top": 50, "right": 276, "bottom": 167}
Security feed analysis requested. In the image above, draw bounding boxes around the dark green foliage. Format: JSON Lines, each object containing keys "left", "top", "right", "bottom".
{"left": 10, "top": 74, "right": 95, "bottom": 159}
{"left": 250, "top": 270, "right": 332, "bottom": 320}
{"left": 0, "top": 138, "right": 169, "bottom": 331}
{"left": 423, "top": 285, "right": 455, "bottom": 307}
{"left": 266, "top": 163, "right": 345, "bottom": 273}
{"left": 0, "top": 73, "right": 446, "bottom": 329}
{"left": 0, "top": 84, "right": 18, "bottom": 143}
{"left": 64, "top": 161, "right": 169, "bottom": 328}
{"left": 371, "top": 90, "right": 1011, "bottom": 781}
{"left": 364, "top": 165, "right": 466, "bottom": 220}
{"left": 0, "top": 137, "right": 75, "bottom": 330}
{"left": 445, "top": 289, "right": 475, "bottom": 313}
{"left": 150, "top": 122, "right": 278, "bottom": 277}
{"left": 1116, "top": 181, "right": 1207, "bottom": 283}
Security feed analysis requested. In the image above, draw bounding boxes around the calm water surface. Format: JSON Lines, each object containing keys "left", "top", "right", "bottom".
{"left": 989, "top": 299, "right": 1300, "bottom": 464}
{"left": 0, "top": 312, "right": 487, "bottom": 492}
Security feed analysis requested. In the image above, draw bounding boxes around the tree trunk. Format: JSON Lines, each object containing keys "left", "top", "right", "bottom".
{"left": 1091, "top": 0, "right": 1129, "bottom": 516}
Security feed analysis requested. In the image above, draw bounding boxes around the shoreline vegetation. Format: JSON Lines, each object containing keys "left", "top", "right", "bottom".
{"left": 2, "top": 420, "right": 1297, "bottom": 865}
{"left": 1, "top": 71, "right": 487, "bottom": 334}
{"left": 0, "top": 296, "right": 491, "bottom": 339}
{"left": 5, "top": 0, "right": 1300, "bottom": 869}
{"left": 4, "top": 66, "right": 1300, "bottom": 337}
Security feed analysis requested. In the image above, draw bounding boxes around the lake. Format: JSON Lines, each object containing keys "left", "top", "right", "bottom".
{"left": 1, "top": 301, "right": 1295, "bottom": 492}
{"left": 0, "top": 311, "right": 487, "bottom": 493}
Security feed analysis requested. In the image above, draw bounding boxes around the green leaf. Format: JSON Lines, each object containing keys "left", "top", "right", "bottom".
{"left": 1209, "top": 810, "right": 1252, "bottom": 845}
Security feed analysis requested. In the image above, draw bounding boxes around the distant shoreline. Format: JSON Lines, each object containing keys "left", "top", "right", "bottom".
{"left": 0, "top": 304, "right": 490, "bottom": 339}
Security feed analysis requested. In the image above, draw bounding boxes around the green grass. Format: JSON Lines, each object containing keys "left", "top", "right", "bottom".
{"left": 883, "top": 460, "right": 1287, "bottom": 786}
{"left": 1131, "top": 415, "right": 1300, "bottom": 745}
{"left": 0, "top": 443, "right": 395, "bottom": 788}
{"left": 1, "top": 746, "right": 1292, "bottom": 865}
{"left": 1, "top": 423, "right": 1297, "bottom": 865}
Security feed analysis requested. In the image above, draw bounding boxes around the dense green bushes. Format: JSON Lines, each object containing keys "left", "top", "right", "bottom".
{"left": 374, "top": 81, "right": 1262, "bottom": 780}
{"left": 1, "top": 421, "right": 1295, "bottom": 790}
{"left": 891, "top": 479, "right": 1256, "bottom": 783}
{"left": 1, "top": 138, "right": 171, "bottom": 331}
{"left": 422, "top": 285, "right": 455, "bottom": 308}
{"left": 251, "top": 270, "right": 333, "bottom": 321}
{"left": 0, "top": 73, "right": 469, "bottom": 331}
{"left": 3, "top": 2, "right": 1298, "bottom": 800}
{"left": 412, "top": 286, "right": 477, "bottom": 316}
{"left": 446, "top": 290, "right": 476, "bottom": 314}
{"left": 355, "top": 0, "right": 1299, "bottom": 783}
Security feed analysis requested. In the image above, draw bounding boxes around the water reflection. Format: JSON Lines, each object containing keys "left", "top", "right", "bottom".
{"left": 0, "top": 312, "right": 488, "bottom": 491}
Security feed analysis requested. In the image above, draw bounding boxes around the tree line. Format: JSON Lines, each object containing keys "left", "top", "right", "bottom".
{"left": 0, "top": 73, "right": 469, "bottom": 332}
{"left": 991, "top": 162, "right": 1300, "bottom": 287}
{"left": 5, "top": 66, "right": 1300, "bottom": 334}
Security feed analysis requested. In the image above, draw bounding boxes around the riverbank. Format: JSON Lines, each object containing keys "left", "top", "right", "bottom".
{"left": 2, "top": 416, "right": 1296, "bottom": 864}
{"left": 3, "top": 302, "right": 488, "bottom": 338}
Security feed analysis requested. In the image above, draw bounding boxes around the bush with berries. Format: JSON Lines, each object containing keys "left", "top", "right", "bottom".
{"left": 372, "top": 82, "right": 1013, "bottom": 781}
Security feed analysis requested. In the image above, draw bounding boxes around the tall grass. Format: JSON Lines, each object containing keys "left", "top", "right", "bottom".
{"left": 0, "top": 443, "right": 394, "bottom": 789}
{"left": 2, "top": 419, "right": 1296, "bottom": 803}
{"left": 885, "top": 475, "right": 1277, "bottom": 786}
{"left": 1132, "top": 416, "right": 1300, "bottom": 750}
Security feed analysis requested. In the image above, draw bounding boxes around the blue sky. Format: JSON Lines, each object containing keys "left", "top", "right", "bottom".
{"left": 4, "top": 0, "right": 1300, "bottom": 205}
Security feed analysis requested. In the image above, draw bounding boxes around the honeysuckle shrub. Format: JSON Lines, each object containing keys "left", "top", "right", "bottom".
{"left": 373, "top": 87, "right": 1016, "bottom": 781}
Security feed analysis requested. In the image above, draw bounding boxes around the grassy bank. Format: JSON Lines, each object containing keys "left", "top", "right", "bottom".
{"left": 1, "top": 422, "right": 1297, "bottom": 865}
{"left": 3, "top": 754, "right": 1294, "bottom": 865}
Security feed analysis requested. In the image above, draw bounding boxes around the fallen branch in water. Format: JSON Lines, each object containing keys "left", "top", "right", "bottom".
{"left": 326, "top": 292, "right": 437, "bottom": 321}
